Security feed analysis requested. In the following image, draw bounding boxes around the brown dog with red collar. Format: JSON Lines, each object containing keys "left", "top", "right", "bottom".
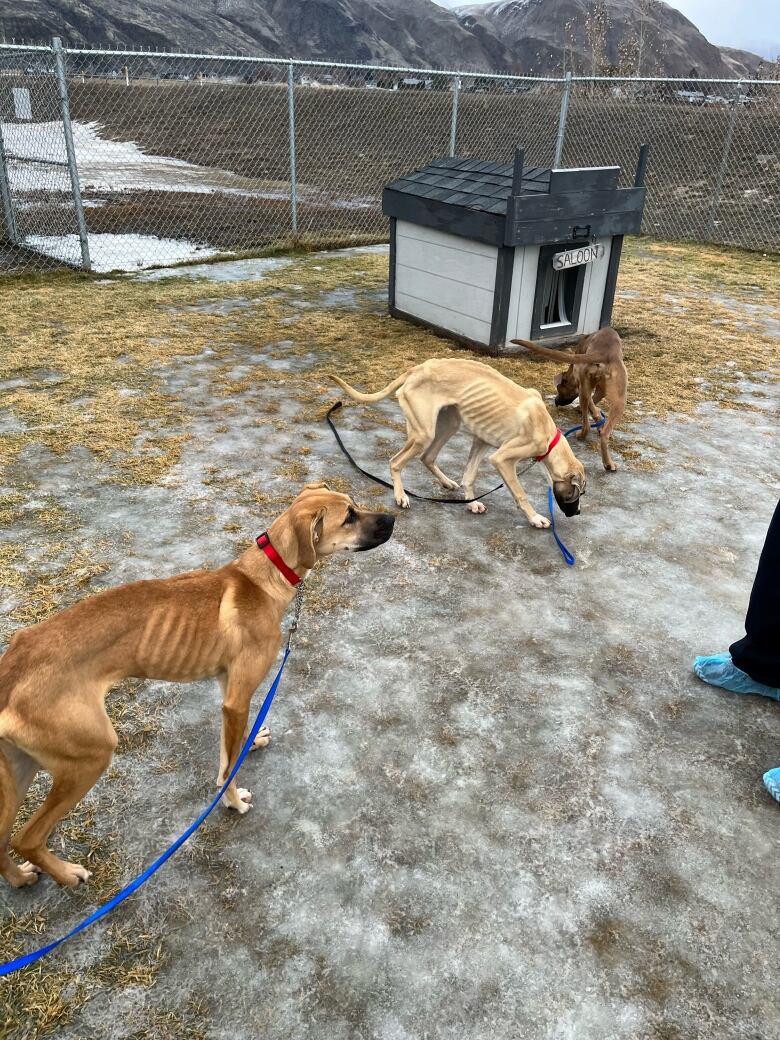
{"left": 511, "top": 327, "right": 627, "bottom": 471}
{"left": 0, "top": 483, "right": 394, "bottom": 889}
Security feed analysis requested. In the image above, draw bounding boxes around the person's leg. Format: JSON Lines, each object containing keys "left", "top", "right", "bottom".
{"left": 694, "top": 500, "right": 780, "bottom": 804}
{"left": 694, "top": 498, "right": 780, "bottom": 699}
{"left": 729, "top": 498, "right": 780, "bottom": 688}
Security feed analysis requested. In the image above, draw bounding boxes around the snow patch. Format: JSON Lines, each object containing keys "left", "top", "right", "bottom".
{"left": 2, "top": 119, "right": 279, "bottom": 198}
{"left": 25, "top": 233, "right": 220, "bottom": 272}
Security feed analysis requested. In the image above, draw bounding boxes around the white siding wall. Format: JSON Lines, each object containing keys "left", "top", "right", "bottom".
{"left": 505, "top": 244, "right": 540, "bottom": 343}
{"left": 394, "top": 221, "right": 497, "bottom": 346}
{"left": 577, "top": 236, "right": 612, "bottom": 334}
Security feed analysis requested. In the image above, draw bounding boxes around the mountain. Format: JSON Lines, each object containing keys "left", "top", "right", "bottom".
{"left": 0, "top": 0, "right": 758, "bottom": 78}
{"left": 0, "top": 0, "right": 513, "bottom": 70}
{"left": 718, "top": 46, "right": 770, "bottom": 78}
{"left": 456, "top": 0, "right": 738, "bottom": 77}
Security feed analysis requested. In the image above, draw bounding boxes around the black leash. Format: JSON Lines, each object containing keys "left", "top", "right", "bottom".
{"left": 326, "top": 401, "right": 536, "bottom": 505}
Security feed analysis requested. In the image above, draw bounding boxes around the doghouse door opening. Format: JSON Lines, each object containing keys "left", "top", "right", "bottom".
{"left": 531, "top": 243, "right": 587, "bottom": 339}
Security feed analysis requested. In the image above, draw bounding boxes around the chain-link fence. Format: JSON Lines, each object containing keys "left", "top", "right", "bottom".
{"left": 1, "top": 40, "right": 778, "bottom": 273}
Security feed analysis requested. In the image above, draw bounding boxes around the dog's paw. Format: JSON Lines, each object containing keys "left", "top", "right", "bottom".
{"left": 252, "top": 725, "right": 271, "bottom": 750}
{"left": 528, "top": 513, "right": 551, "bottom": 529}
{"left": 56, "top": 861, "right": 92, "bottom": 888}
{"left": 223, "top": 787, "right": 253, "bottom": 814}
{"left": 237, "top": 788, "right": 253, "bottom": 812}
{"left": 439, "top": 477, "right": 460, "bottom": 491}
{"left": 395, "top": 493, "right": 411, "bottom": 509}
{"left": 604, "top": 459, "right": 618, "bottom": 472}
{"left": 467, "top": 501, "right": 486, "bottom": 514}
{"left": 576, "top": 429, "right": 589, "bottom": 441}
{"left": 7, "top": 861, "right": 40, "bottom": 888}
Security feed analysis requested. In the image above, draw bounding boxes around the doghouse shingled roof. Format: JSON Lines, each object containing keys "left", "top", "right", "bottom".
{"left": 385, "top": 157, "right": 554, "bottom": 215}
{"left": 382, "top": 154, "right": 646, "bottom": 248}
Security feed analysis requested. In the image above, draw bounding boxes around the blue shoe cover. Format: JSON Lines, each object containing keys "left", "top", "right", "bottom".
{"left": 764, "top": 768, "right": 780, "bottom": 804}
{"left": 693, "top": 652, "right": 780, "bottom": 700}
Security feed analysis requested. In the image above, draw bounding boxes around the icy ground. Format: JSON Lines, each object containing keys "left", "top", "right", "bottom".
{"left": 1, "top": 256, "right": 779, "bottom": 1038}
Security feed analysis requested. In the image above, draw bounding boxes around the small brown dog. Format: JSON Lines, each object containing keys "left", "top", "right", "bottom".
{"left": 0, "top": 483, "right": 394, "bottom": 889}
{"left": 511, "top": 327, "right": 627, "bottom": 471}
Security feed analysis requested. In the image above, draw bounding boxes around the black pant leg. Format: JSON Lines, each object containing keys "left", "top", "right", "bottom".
{"left": 730, "top": 498, "right": 780, "bottom": 687}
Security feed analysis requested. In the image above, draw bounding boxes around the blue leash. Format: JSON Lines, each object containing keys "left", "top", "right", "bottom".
{"left": 548, "top": 412, "right": 607, "bottom": 568}
{"left": 0, "top": 646, "right": 293, "bottom": 977}
{"left": 561, "top": 412, "right": 607, "bottom": 441}
{"left": 1, "top": 408, "right": 607, "bottom": 974}
{"left": 546, "top": 485, "right": 576, "bottom": 567}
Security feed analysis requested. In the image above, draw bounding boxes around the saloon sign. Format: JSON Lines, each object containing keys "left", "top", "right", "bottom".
{"left": 552, "top": 243, "right": 605, "bottom": 271}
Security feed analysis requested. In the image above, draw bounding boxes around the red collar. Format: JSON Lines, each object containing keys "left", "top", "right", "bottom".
{"left": 535, "top": 428, "right": 562, "bottom": 461}
{"left": 256, "top": 532, "right": 301, "bottom": 586}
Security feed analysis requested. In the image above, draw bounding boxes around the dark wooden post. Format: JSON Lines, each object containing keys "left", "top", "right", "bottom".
{"left": 491, "top": 149, "right": 525, "bottom": 352}
{"left": 510, "top": 147, "right": 525, "bottom": 196}
{"left": 634, "top": 143, "right": 650, "bottom": 187}
{"left": 602, "top": 144, "right": 649, "bottom": 328}
{"left": 503, "top": 147, "right": 524, "bottom": 247}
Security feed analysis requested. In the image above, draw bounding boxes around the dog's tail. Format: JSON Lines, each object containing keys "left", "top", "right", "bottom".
{"left": 327, "top": 369, "right": 412, "bottom": 403}
{"left": 510, "top": 337, "right": 599, "bottom": 366}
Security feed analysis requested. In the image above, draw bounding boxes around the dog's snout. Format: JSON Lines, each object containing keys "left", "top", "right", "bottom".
{"left": 554, "top": 486, "right": 581, "bottom": 517}
{"left": 376, "top": 513, "right": 395, "bottom": 539}
{"left": 355, "top": 511, "right": 395, "bottom": 551}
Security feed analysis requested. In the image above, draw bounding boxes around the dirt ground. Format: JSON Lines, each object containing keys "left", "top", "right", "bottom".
{"left": 0, "top": 238, "right": 778, "bottom": 1039}
{"left": 64, "top": 78, "right": 780, "bottom": 249}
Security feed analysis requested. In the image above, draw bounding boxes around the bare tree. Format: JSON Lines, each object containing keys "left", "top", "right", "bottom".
{"left": 583, "top": 0, "right": 611, "bottom": 79}
{"left": 561, "top": 19, "right": 578, "bottom": 76}
{"left": 634, "top": 0, "right": 661, "bottom": 76}
{"left": 616, "top": 0, "right": 664, "bottom": 78}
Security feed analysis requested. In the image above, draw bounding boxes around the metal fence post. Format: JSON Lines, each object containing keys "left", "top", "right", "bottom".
{"left": 0, "top": 123, "right": 19, "bottom": 246}
{"left": 449, "top": 75, "right": 460, "bottom": 157}
{"left": 553, "top": 71, "right": 572, "bottom": 167}
{"left": 287, "top": 61, "right": 298, "bottom": 238}
{"left": 707, "top": 82, "right": 742, "bottom": 240}
{"left": 52, "top": 37, "right": 90, "bottom": 270}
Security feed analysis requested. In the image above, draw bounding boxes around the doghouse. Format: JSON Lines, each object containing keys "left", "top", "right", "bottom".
{"left": 382, "top": 146, "right": 648, "bottom": 352}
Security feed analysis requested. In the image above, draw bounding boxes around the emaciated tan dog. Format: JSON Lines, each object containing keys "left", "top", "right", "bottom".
{"left": 0, "top": 483, "right": 394, "bottom": 888}
{"left": 328, "top": 359, "right": 585, "bottom": 527}
{"left": 510, "top": 327, "right": 627, "bottom": 471}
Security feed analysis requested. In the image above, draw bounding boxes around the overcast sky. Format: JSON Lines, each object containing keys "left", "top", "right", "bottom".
{"left": 435, "top": 0, "right": 780, "bottom": 59}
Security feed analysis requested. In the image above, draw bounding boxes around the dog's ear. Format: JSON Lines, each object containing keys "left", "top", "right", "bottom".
{"left": 293, "top": 506, "right": 327, "bottom": 570}
{"left": 304, "top": 481, "right": 330, "bottom": 491}
{"left": 553, "top": 373, "right": 564, "bottom": 388}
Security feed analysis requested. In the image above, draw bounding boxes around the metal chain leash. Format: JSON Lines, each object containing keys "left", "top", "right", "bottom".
{"left": 286, "top": 581, "right": 305, "bottom": 651}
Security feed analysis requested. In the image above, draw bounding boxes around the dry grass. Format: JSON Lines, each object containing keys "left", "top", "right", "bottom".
{"left": 3, "top": 239, "right": 775, "bottom": 495}
{"left": 3, "top": 548, "right": 110, "bottom": 631}
{"left": 0, "top": 909, "right": 197, "bottom": 1039}
{"left": 0, "top": 236, "right": 776, "bottom": 1034}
